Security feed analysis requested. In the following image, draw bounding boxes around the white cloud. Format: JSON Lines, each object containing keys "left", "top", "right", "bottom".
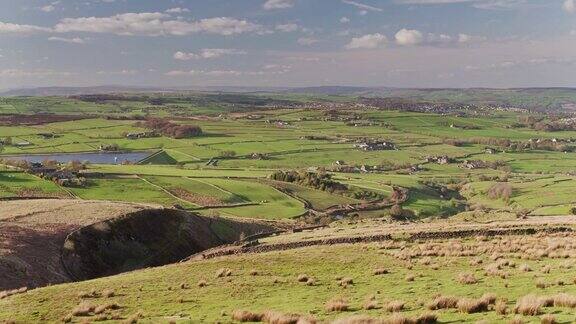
{"left": 173, "top": 48, "right": 246, "bottom": 60}
{"left": 276, "top": 23, "right": 299, "bottom": 32}
{"left": 97, "top": 70, "right": 138, "bottom": 75}
{"left": 0, "top": 69, "right": 74, "bottom": 77}
{"left": 165, "top": 68, "right": 289, "bottom": 77}
{"left": 394, "top": 0, "right": 531, "bottom": 10}
{"left": 395, "top": 28, "right": 423, "bottom": 45}
{"left": 340, "top": 17, "right": 351, "bottom": 23}
{"left": 564, "top": 0, "right": 575, "bottom": 13}
{"left": 165, "top": 7, "right": 190, "bottom": 13}
{"left": 263, "top": 0, "right": 295, "bottom": 10}
{"left": 48, "top": 36, "right": 87, "bottom": 44}
{"left": 53, "top": 13, "right": 264, "bottom": 36}
{"left": 41, "top": 5, "right": 56, "bottom": 12}
{"left": 0, "top": 22, "right": 52, "bottom": 35}
{"left": 297, "top": 37, "right": 318, "bottom": 46}
{"left": 342, "top": 0, "right": 383, "bottom": 12}
{"left": 40, "top": 1, "right": 60, "bottom": 12}
{"left": 345, "top": 33, "right": 387, "bottom": 49}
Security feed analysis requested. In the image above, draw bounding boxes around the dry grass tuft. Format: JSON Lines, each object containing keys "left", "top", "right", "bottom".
{"left": 374, "top": 268, "right": 389, "bottom": 275}
{"left": 540, "top": 314, "right": 556, "bottom": 324}
{"left": 339, "top": 277, "right": 354, "bottom": 287}
{"left": 94, "top": 303, "right": 120, "bottom": 314}
{"left": 363, "top": 295, "right": 379, "bottom": 310}
{"left": 232, "top": 310, "right": 264, "bottom": 322}
{"left": 541, "top": 265, "right": 551, "bottom": 274}
{"left": 71, "top": 302, "right": 96, "bottom": 316}
{"left": 197, "top": 280, "right": 208, "bottom": 287}
{"left": 326, "top": 297, "right": 350, "bottom": 312}
{"left": 262, "top": 310, "right": 311, "bottom": 324}
{"left": 0, "top": 287, "right": 28, "bottom": 300}
{"left": 456, "top": 272, "right": 478, "bottom": 285}
{"left": 77, "top": 290, "right": 100, "bottom": 299}
{"left": 495, "top": 300, "right": 508, "bottom": 315}
{"left": 250, "top": 270, "right": 259, "bottom": 276}
{"left": 456, "top": 298, "right": 489, "bottom": 314}
{"left": 297, "top": 274, "right": 309, "bottom": 282}
{"left": 514, "top": 295, "right": 543, "bottom": 316}
{"left": 552, "top": 293, "right": 576, "bottom": 308}
{"left": 385, "top": 300, "right": 405, "bottom": 312}
{"left": 519, "top": 264, "right": 532, "bottom": 272}
{"left": 216, "top": 268, "right": 232, "bottom": 278}
{"left": 102, "top": 289, "right": 115, "bottom": 298}
{"left": 427, "top": 295, "right": 459, "bottom": 310}
{"left": 405, "top": 274, "right": 415, "bottom": 282}
{"left": 509, "top": 317, "right": 525, "bottom": 324}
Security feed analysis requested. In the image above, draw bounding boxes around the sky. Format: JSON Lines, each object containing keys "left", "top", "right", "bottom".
{"left": 0, "top": 0, "right": 575, "bottom": 89}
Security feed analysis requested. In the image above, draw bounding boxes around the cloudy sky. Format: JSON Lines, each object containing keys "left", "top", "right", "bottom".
{"left": 0, "top": 0, "right": 575, "bottom": 89}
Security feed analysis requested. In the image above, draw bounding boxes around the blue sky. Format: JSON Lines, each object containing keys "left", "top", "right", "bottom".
{"left": 0, "top": 0, "right": 575, "bottom": 89}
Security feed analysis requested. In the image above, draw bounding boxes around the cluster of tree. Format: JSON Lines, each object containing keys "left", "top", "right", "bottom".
{"left": 0, "top": 137, "right": 12, "bottom": 145}
{"left": 99, "top": 143, "right": 120, "bottom": 151}
{"left": 487, "top": 182, "right": 513, "bottom": 203}
{"left": 218, "top": 150, "right": 237, "bottom": 158}
{"left": 270, "top": 170, "right": 347, "bottom": 193}
{"left": 443, "top": 137, "right": 512, "bottom": 148}
{"left": 138, "top": 118, "right": 203, "bottom": 139}
{"left": 513, "top": 115, "right": 576, "bottom": 132}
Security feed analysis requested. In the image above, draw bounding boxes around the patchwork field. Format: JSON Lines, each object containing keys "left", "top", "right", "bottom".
{"left": 3, "top": 93, "right": 576, "bottom": 323}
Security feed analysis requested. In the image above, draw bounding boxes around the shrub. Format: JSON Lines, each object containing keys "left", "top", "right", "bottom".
{"left": 374, "top": 268, "right": 389, "bottom": 275}
{"left": 487, "top": 183, "right": 513, "bottom": 202}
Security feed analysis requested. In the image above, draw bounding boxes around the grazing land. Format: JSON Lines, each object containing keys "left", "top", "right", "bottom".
{"left": 2, "top": 91, "right": 576, "bottom": 323}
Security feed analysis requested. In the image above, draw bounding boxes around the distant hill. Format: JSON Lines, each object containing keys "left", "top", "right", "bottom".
{"left": 0, "top": 86, "right": 171, "bottom": 97}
